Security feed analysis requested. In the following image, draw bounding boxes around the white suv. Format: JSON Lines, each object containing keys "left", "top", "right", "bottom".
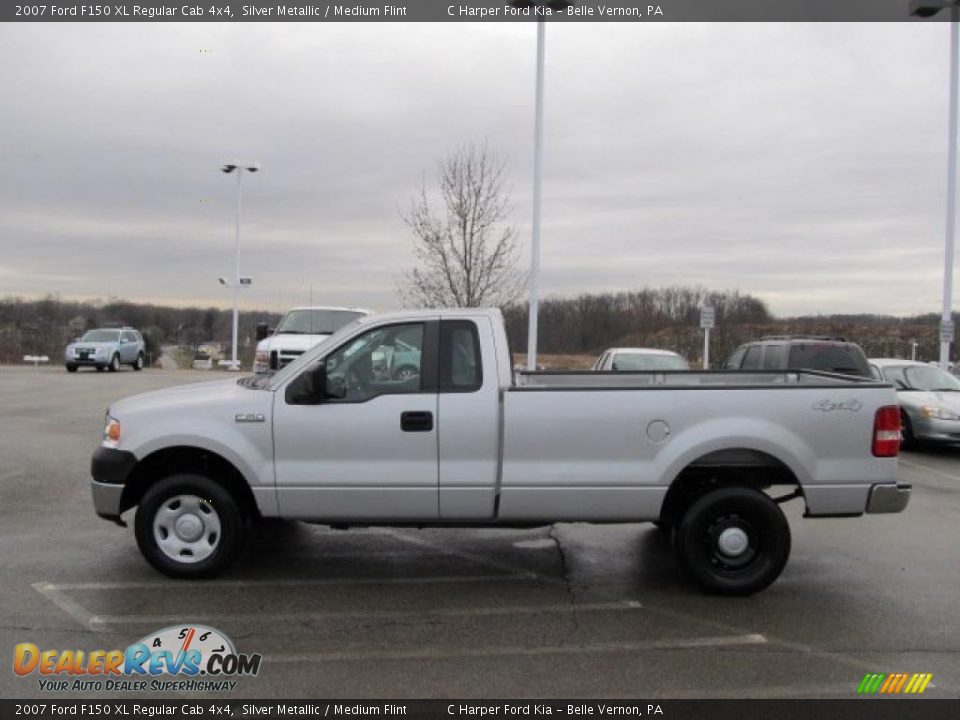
{"left": 253, "top": 306, "right": 369, "bottom": 374}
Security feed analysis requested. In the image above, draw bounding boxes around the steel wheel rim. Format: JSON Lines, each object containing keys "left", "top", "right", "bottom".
{"left": 153, "top": 494, "right": 221, "bottom": 563}
{"left": 704, "top": 513, "right": 759, "bottom": 573}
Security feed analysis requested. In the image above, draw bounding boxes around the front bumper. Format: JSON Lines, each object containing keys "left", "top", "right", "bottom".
{"left": 912, "top": 416, "right": 960, "bottom": 443}
{"left": 91, "top": 480, "right": 125, "bottom": 525}
{"left": 866, "top": 482, "right": 911, "bottom": 514}
{"left": 90, "top": 447, "right": 137, "bottom": 525}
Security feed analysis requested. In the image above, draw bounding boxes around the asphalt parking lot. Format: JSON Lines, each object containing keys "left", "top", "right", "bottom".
{"left": 0, "top": 366, "right": 957, "bottom": 699}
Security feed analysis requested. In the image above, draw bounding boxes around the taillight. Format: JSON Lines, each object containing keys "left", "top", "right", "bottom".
{"left": 873, "top": 405, "right": 901, "bottom": 457}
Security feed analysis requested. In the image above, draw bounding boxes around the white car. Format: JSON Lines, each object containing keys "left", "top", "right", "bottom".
{"left": 593, "top": 347, "right": 689, "bottom": 371}
{"left": 91, "top": 309, "right": 909, "bottom": 595}
{"left": 253, "top": 306, "right": 369, "bottom": 374}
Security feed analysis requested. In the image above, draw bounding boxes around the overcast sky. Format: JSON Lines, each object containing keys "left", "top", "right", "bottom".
{"left": 0, "top": 21, "right": 954, "bottom": 316}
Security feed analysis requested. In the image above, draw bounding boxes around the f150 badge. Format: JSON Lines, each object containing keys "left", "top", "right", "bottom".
{"left": 234, "top": 413, "right": 265, "bottom": 423}
{"left": 812, "top": 399, "right": 863, "bottom": 412}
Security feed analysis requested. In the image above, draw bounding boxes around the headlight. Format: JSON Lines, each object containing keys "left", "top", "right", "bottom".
{"left": 920, "top": 405, "right": 960, "bottom": 421}
{"left": 102, "top": 414, "right": 121, "bottom": 448}
{"left": 253, "top": 350, "right": 269, "bottom": 373}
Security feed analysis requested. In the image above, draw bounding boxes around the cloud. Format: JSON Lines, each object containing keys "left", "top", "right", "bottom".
{"left": 0, "top": 21, "right": 951, "bottom": 316}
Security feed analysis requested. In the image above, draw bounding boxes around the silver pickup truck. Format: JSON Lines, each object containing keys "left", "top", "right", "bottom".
{"left": 90, "top": 309, "right": 909, "bottom": 595}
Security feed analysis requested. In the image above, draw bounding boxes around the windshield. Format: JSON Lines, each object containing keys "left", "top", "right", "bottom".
{"left": 80, "top": 330, "right": 120, "bottom": 343}
{"left": 887, "top": 365, "right": 960, "bottom": 392}
{"left": 276, "top": 309, "right": 365, "bottom": 335}
{"left": 787, "top": 344, "right": 870, "bottom": 377}
{"left": 613, "top": 353, "right": 688, "bottom": 371}
{"left": 265, "top": 318, "right": 367, "bottom": 390}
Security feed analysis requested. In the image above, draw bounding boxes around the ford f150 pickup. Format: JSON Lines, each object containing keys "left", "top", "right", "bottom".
{"left": 90, "top": 309, "right": 910, "bottom": 594}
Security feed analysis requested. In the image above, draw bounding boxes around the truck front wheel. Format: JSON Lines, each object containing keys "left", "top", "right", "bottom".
{"left": 674, "top": 486, "right": 790, "bottom": 596}
{"left": 135, "top": 473, "right": 245, "bottom": 579}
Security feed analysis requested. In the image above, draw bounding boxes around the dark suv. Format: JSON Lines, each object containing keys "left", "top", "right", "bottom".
{"left": 724, "top": 336, "right": 872, "bottom": 377}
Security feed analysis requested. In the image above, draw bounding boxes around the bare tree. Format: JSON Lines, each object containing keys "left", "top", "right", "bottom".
{"left": 399, "top": 142, "right": 524, "bottom": 308}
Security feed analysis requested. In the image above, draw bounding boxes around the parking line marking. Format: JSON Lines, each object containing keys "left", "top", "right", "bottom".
{"left": 31, "top": 582, "right": 103, "bottom": 632}
{"left": 265, "top": 633, "right": 767, "bottom": 663}
{"left": 48, "top": 573, "right": 537, "bottom": 591}
{"left": 377, "top": 528, "right": 563, "bottom": 586}
{"left": 899, "top": 458, "right": 960, "bottom": 482}
{"left": 642, "top": 603, "right": 875, "bottom": 673}
{"left": 91, "top": 600, "right": 643, "bottom": 627}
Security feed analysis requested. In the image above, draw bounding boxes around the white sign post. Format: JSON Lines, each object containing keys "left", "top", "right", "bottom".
{"left": 700, "top": 306, "right": 715, "bottom": 370}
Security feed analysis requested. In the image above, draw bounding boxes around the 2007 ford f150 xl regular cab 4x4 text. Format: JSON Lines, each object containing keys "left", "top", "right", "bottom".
{"left": 90, "top": 309, "right": 910, "bottom": 595}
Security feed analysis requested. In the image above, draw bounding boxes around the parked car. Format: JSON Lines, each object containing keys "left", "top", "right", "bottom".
{"left": 91, "top": 309, "right": 909, "bottom": 595}
{"left": 65, "top": 327, "right": 145, "bottom": 372}
{"left": 724, "top": 336, "right": 871, "bottom": 377}
{"left": 192, "top": 352, "right": 213, "bottom": 371}
{"left": 593, "top": 347, "right": 689, "bottom": 371}
{"left": 869, "top": 358, "right": 960, "bottom": 447}
{"left": 253, "top": 306, "right": 370, "bottom": 375}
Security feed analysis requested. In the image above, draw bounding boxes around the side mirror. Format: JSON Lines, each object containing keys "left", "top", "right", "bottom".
{"left": 285, "top": 364, "right": 328, "bottom": 405}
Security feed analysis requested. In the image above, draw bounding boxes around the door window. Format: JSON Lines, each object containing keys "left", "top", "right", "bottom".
{"left": 322, "top": 323, "right": 425, "bottom": 403}
{"left": 741, "top": 346, "right": 763, "bottom": 370}
{"left": 725, "top": 347, "right": 746, "bottom": 369}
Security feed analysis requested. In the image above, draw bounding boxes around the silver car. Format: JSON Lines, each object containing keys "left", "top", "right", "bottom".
{"left": 869, "top": 358, "right": 960, "bottom": 446}
{"left": 593, "top": 347, "right": 689, "bottom": 371}
{"left": 65, "top": 327, "right": 145, "bottom": 372}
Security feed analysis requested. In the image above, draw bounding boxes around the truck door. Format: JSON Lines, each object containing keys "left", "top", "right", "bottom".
{"left": 273, "top": 319, "right": 440, "bottom": 520}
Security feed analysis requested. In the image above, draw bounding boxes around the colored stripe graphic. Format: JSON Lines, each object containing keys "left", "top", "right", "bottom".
{"left": 858, "top": 673, "right": 932, "bottom": 694}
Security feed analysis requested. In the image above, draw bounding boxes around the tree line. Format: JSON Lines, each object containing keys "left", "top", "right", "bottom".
{"left": 0, "top": 296, "right": 281, "bottom": 365}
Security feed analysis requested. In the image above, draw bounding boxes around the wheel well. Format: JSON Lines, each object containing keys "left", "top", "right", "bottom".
{"left": 120, "top": 446, "right": 260, "bottom": 518}
{"left": 659, "top": 448, "right": 802, "bottom": 524}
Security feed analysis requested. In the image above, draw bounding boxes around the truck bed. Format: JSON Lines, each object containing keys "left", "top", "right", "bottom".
{"left": 513, "top": 369, "right": 883, "bottom": 389}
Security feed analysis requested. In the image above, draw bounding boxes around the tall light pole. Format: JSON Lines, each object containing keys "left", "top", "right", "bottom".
{"left": 511, "top": 0, "right": 574, "bottom": 371}
{"left": 911, "top": 1, "right": 960, "bottom": 368}
{"left": 220, "top": 161, "right": 259, "bottom": 370}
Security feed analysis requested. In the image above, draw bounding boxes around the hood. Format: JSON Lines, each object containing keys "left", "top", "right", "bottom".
{"left": 69, "top": 341, "right": 117, "bottom": 350}
{"left": 256, "top": 332, "right": 332, "bottom": 353}
{"left": 898, "top": 389, "right": 960, "bottom": 412}
{"left": 110, "top": 378, "right": 262, "bottom": 417}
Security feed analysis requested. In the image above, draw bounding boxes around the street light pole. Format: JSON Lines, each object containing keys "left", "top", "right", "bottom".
{"left": 911, "top": 1, "right": 960, "bottom": 369}
{"left": 220, "top": 161, "right": 259, "bottom": 370}
{"left": 527, "top": 19, "right": 546, "bottom": 372}
{"left": 941, "top": 5, "right": 959, "bottom": 369}
{"left": 232, "top": 168, "right": 242, "bottom": 371}
{"left": 512, "top": 0, "right": 573, "bottom": 372}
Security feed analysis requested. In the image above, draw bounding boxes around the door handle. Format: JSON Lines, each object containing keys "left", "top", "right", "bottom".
{"left": 401, "top": 411, "right": 433, "bottom": 432}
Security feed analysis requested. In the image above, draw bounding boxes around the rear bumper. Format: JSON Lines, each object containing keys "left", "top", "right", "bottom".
{"left": 866, "top": 483, "right": 911, "bottom": 514}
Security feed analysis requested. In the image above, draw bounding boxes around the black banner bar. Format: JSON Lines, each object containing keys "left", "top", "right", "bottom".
{"left": 2, "top": 700, "right": 959, "bottom": 719}
{"left": 0, "top": 1, "right": 949, "bottom": 24}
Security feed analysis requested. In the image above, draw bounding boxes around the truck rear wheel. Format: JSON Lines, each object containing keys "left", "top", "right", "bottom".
{"left": 674, "top": 486, "right": 790, "bottom": 596}
{"left": 135, "top": 473, "right": 245, "bottom": 579}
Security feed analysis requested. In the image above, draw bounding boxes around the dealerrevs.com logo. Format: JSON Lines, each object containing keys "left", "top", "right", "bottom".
{"left": 13, "top": 625, "right": 261, "bottom": 693}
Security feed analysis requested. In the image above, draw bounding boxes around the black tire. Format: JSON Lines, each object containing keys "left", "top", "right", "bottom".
{"left": 675, "top": 486, "right": 790, "bottom": 596}
{"left": 96, "top": 366, "right": 105, "bottom": 372}
{"left": 108, "top": 354, "right": 120, "bottom": 372}
{"left": 133, "top": 353, "right": 144, "bottom": 371}
{"left": 652, "top": 519, "right": 673, "bottom": 535}
{"left": 135, "top": 473, "right": 246, "bottom": 579}
{"left": 65, "top": 364, "right": 78, "bottom": 373}
{"left": 900, "top": 410, "right": 916, "bottom": 450}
